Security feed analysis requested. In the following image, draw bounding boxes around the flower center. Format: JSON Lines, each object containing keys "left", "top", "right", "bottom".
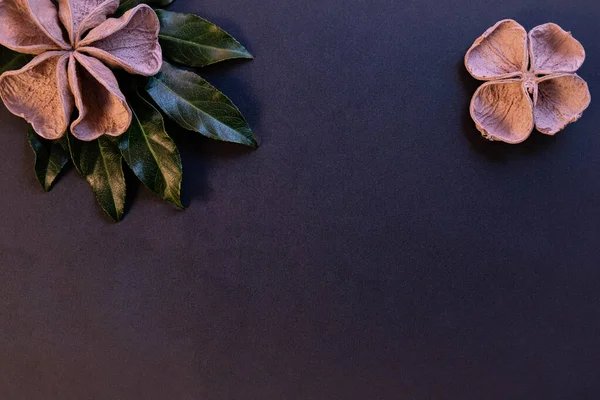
{"left": 522, "top": 71, "right": 538, "bottom": 95}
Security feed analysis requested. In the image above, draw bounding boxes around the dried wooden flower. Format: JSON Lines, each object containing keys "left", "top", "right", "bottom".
{"left": 0, "top": 0, "right": 161, "bottom": 141}
{"left": 465, "top": 20, "right": 591, "bottom": 144}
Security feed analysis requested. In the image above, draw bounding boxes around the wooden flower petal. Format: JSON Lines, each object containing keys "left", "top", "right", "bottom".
{"left": 0, "top": 0, "right": 69, "bottom": 54}
{"left": 58, "top": 0, "right": 120, "bottom": 45}
{"left": 534, "top": 74, "right": 591, "bottom": 135}
{"left": 529, "top": 23, "right": 585, "bottom": 75}
{"left": 470, "top": 80, "right": 534, "bottom": 144}
{"left": 0, "top": 51, "right": 72, "bottom": 140}
{"left": 465, "top": 19, "right": 528, "bottom": 81}
{"left": 69, "top": 52, "right": 132, "bottom": 141}
{"left": 78, "top": 5, "right": 162, "bottom": 76}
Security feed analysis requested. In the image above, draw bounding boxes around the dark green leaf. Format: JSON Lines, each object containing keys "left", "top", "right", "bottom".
{"left": 156, "top": 10, "right": 253, "bottom": 67}
{"left": 115, "top": 0, "right": 174, "bottom": 16}
{"left": 0, "top": 46, "right": 33, "bottom": 74}
{"left": 68, "top": 135, "right": 126, "bottom": 222}
{"left": 118, "top": 91, "right": 183, "bottom": 208}
{"left": 146, "top": 61, "right": 257, "bottom": 147}
{"left": 27, "top": 127, "right": 70, "bottom": 192}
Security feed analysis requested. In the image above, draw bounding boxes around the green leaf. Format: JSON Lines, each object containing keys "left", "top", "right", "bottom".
{"left": 145, "top": 61, "right": 257, "bottom": 147}
{"left": 118, "top": 90, "right": 183, "bottom": 208}
{"left": 0, "top": 46, "right": 33, "bottom": 74}
{"left": 27, "top": 127, "right": 70, "bottom": 192}
{"left": 115, "top": 0, "right": 174, "bottom": 16}
{"left": 156, "top": 10, "right": 253, "bottom": 67}
{"left": 68, "top": 135, "right": 126, "bottom": 222}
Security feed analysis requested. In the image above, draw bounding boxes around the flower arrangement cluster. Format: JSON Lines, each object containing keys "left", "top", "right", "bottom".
{"left": 0, "top": 8, "right": 593, "bottom": 221}
{"left": 0, "top": 0, "right": 255, "bottom": 221}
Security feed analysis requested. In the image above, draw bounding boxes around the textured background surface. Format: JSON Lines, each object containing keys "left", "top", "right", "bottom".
{"left": 1, "top": 0, "right": 600, "bottom": 399}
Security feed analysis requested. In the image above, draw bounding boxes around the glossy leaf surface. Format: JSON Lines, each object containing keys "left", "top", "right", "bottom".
{"left": 118, "top": 91, "right": 183, "bottom": 208}
{"left": 69, "top": 135, "right": 126, "bottom": 222}
{"left": 27, "top": 127, "right": 69, "bottom": 192}
{"left": 146, "top": 61, "right": 256, "bottom": 147}
{"left": 156, "top": 10, "right": 253, "bottom": 67}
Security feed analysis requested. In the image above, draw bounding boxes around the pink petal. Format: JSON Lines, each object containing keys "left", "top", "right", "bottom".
{"left": 529, "top": 23, "right": 585, "bottom": 75}
{"left": 0, "top": 0, "right": 69, "bottom": 54}
{"left": 78, "top": 5, "right": 162, "bottom": 76}
{"left": 465, "top": 20, "right": 528, "bottom": 81}
{"left": 0, "top": 51, "right": 72, "bottom": 140}
{"left": 534, "top": 74, "right": 591, "bottom": 135}
{"left": 68, "top": 52, "right": 132, "bottom": 141}
{"left": 58, "top": 0, "right": 120, "bottom": 45}
{"left": 470, "top": 80, "right": 534, "bottom": 144}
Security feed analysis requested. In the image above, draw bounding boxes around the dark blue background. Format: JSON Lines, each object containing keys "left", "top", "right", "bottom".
{"left": 1, "top": 0, "right": 599, "bottom": 398}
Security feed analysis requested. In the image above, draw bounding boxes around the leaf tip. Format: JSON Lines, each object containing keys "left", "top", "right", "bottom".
{"left": 247, "top": 136, "right": 259, "bottom": 148}
{"left": 170, "top": 196, "right": 185, "bottom": 210}
{"left": 109, "top": 211, "right": 124, "bottom": 223}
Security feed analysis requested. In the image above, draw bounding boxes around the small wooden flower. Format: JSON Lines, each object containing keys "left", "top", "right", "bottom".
{"left": 0, "top": 0, "right": 162, "bottom": 141}
{"left": 465, "top": 20, "right": 591, "bottom": 144}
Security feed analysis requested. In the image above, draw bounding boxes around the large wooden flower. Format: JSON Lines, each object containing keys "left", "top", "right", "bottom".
{"left": 0, "top": 0, "right": 162, "bottom": 141}
{"left": 465, "top": 20, "right": 591, "bottom": 144}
